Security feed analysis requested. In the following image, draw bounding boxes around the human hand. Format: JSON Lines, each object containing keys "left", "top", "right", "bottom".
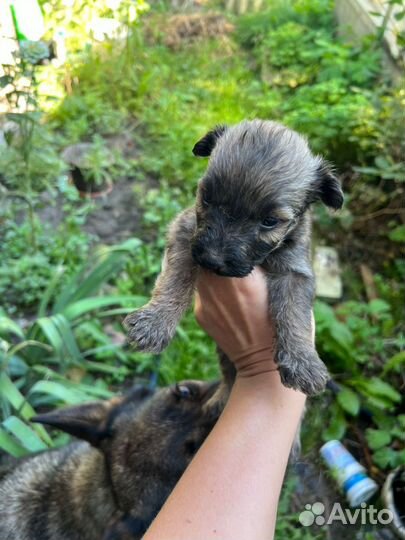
{"left": 195, "top": 268, "right": 278, "bottom": 378}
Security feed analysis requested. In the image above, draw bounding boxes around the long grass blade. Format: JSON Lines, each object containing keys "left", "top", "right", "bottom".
{"left": 0, "top": 426, "right": 27, "bottom": 457}
{"left": 52, "top": 239, "right": 141, "bottom": 312}
{"left": 2, "top": 416, "right": 49, "bottom": 452}
{"left": 62, "top": 295, "right": 142, "bottom": 320}
{"left": 0, "top": 373, "right": 53, "bottom": 445}
{"left": 29, "top": 381, "right": 90, "bottom": 405}
{"left": 37, "top": 266, "right": 65, "bottom": 317}
{"left": 0, "top": 314, "right": 25, "bottom": 339}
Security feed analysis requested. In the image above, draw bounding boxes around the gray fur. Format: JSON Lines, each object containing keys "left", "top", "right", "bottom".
{"left": 124, "top": 119, "right": 343, "bottom": 395}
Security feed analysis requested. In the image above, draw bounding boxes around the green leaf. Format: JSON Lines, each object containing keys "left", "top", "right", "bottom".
{"left": 0, "top": 373, "right": 53, "bottom": 445}
{"left": 374, "top": 156, "right": 390, "bottom": 169}
{"left": 384, "top": 351, "right": 405, "bottom": 374}
{"left": 2, "top": 416, "right": 49, "bottom": 452}
{"left": 32, "top": 317, "right": 64, "bottom": 357}
{"left": 368, "top": 299, "right": 390, "bottom": 315}
{"left": 0, "top": 372, "right": 35, "bottom": 420}
{"left": 29, "top": 381, "right": 90, "bottom": 405}
{"left": 372, "top": 447, "right": 396, "bottom": 469}
{"left": 0, "top": 426, "right": 27, "bottom": 457}
{"left": 388, "top": 225, "right": 405, "bottom": 243}
{"left": 314, "top": 301, "right": 336, "bottom": 326}
{"left": 366, "top": 428, "right": 392, "bottom": 450}
{"left": 62, "top": 295, "right": 142, "bottom": 320}
{"left": 33, "top": 315, "right": 82, "bottom": 364}
{"left": 50, "top": 314, "right": 82, "bottom": 363}
{"left": 337, "top": 387, "right": 360, "bottom": 416}
{"left": 84, "top": 360, "right": 129, "bottom": 376}
{"left": 393, "top": 449, "right": 405, "bottom": 467}
{"left": 322, "top": 404, "right": 347, "bottom": 441}
{"left": 37, "top": 266, "right": 65, "bottom": 317}
{"left": 0, "top": 75, "right": 13, "bottom": 87}
{"left": 361, "top": 377, "right": 401, "bottom": 404}
{"left": 0, "top": 316, "right": 24, "bottom": 339}
{"left": 365, "top": 394, "right": 394, "bottom": 410}
{"left": 52, "top": 239, "right": 141, "bottom": 312}
{"left": 98, "top": 307, "right": 146, "bottom": 317}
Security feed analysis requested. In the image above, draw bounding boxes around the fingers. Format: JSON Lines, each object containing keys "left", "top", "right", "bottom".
{"left": 196, "top": 267, "right": 267, "bottom": 299}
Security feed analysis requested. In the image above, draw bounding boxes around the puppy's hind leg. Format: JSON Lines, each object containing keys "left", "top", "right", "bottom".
{"left": 267, "top": 272, "right": 329, "bottom": 396}
{"left": 124, "top": 208, "right": 197, "bottom": 353}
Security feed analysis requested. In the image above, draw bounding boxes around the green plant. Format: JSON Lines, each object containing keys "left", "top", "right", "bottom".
{"left": 0, "top": 114, "right": 66, "bottom": 188}
{"left": 1, "top": 40, "right": 49, "bottom": 109}
{"left": 0, "top": 238, "right": 146, "bottom": 456}
{"left": 75, "top": 135, "right": 118, "bottom": 188}
{"left": 0, "top": 194, "right": 92, "bottom": 314}
{"left": 0, "top": 41, "right": 67, "bottom": 248}
{"left": 355, "top": 155, "right": 405, "bottom": 182}
{"left": 314, "top": 299, "right": 404, "bottom": 471}
{"left": 51, "top": 92, "right": 129, "bottom": 143}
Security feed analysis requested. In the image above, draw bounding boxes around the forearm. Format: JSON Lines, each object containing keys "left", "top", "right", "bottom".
{"left": 143, "top": 371, "right": 306, "bottom": 540}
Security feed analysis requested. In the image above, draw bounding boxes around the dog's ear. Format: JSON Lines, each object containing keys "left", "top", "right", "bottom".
{"left": 32, "top": 397, "right": 123, "bottom": 447}
{"left": 315, "top": 161, "right": 344, "bottom": 210}
{"left": 192, "top": 125, "right": 228, "bottom": 157}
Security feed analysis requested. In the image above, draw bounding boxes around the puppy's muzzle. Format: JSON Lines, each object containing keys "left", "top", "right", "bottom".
{"left": 191, "top": 242, "right": 253, "bottom": 278}
{"left": 192, "top": 243, "right": 226, "bottom": 274}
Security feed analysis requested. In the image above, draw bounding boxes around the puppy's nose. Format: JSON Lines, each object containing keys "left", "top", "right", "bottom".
{"left": 197, "top": 253, "right": 225, "bottom": 274}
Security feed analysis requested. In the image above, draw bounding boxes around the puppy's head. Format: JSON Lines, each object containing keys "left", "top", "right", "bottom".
{"left": 191, "top": 120, "right": 343, "bottom": 277}
{"left": 33, "top": 380, "right": 221, "bottom": 516}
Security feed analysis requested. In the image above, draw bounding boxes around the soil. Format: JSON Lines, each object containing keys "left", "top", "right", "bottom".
{"left": 83, "top": 178, "right": 142, "bottom": 244}
{"left": 36, "top": 177, "right": 142, "bottom": 245}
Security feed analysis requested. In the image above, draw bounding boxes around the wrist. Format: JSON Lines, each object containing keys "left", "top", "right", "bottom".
{"left": 234, "top": 370, "right": 307, "bottom": 410}
{"left": 230, "top": 350, "right": 278, "bottom": 378}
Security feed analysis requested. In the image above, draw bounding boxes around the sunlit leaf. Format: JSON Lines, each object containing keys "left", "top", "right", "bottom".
{"left": 2, "top": 416, "right": 49, "bottom": 452}
{"left": 337, "top": 387, "right": 360, "bottom": 416}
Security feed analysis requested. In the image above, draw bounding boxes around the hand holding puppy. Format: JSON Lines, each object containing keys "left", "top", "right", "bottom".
{"left": 195, "top": 268, "right": 278, "bottom": 378}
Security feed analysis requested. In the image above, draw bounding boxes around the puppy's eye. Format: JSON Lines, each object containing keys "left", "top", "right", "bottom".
{"left": 261, "top": 217, "right": 279, "bottom": 229}
{"left": 202, "top": 195, "right": 210, "bottom": 208}
{"left": 200, "top": 187, "right": 212, "bottom": 208}
{"left": 174, "top": 383, "right": 193, "bottom": 399}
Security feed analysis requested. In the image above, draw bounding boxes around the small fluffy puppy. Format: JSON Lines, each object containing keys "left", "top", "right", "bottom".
{"left": 124, "top": 120, "right": 343, "bottom": 395}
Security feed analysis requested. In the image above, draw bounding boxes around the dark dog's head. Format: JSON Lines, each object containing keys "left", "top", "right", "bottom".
{"left": 191, "top": 120, "right": 344, "bottom": 277}
{"left": 33, "top": 379, "right": 220, "bottom": 518}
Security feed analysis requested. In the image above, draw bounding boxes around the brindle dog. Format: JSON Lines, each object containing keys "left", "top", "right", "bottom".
{"left": 124, "top": 120, "right": 343, "bottom": 395}
{"left": 0, "top": 362, "right": 234, "bottom": 540}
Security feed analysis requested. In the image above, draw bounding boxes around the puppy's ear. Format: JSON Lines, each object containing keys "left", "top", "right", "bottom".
{"left": 192, "top": 125, "right": 227, "bottom": 157}
{"left": 315, "top": 161, "right": 344, "bottom": 210}
{"left": 32, "top": 397, "right": 123, "bottom": 447}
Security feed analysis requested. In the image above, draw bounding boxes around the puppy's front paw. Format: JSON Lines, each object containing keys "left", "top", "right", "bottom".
{"left": 123, "top": 308, "right": 175, "bottom": 353}
{"left": 277, "top": 348, "right": 329, "bottom": 396}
